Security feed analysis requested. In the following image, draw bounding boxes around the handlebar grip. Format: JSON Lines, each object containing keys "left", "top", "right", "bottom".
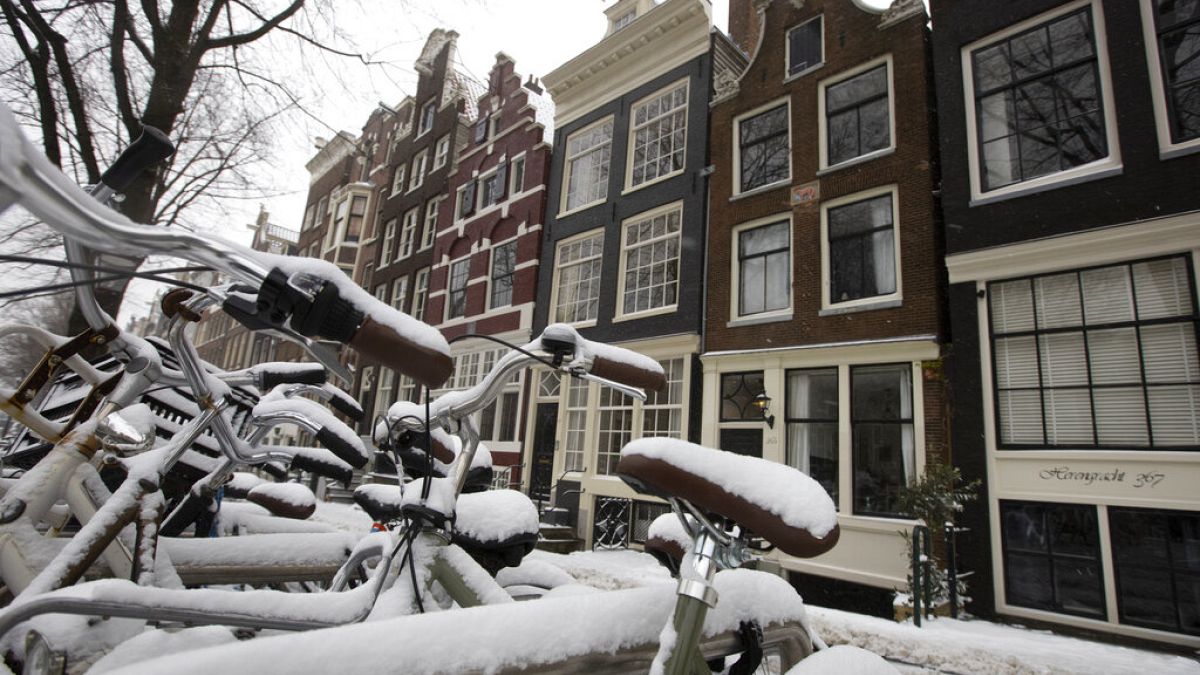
{"left": 100, "top": 125, "right": 175, "bottom": 193}
{"left": 590, "top": 354, "right": 667, "bottom": 392}
{"left": 258, "top": 363, "right": 327, "bottom": 389}
{"left": 316, "top": 426, "right": 368, "bottom": 469}
{"left": 289, "top": 453, "right": 353, "bottom": 486}
{"left": 160, "top": 491, "right": 211, "bottom": 537}
{"left": 327, "top": 393, "right": 365, "bottom": 423}
{"left": 349, "top": 316, "right": 453, "bottom": 390}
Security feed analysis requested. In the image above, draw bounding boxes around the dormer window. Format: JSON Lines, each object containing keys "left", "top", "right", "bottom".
{"left": 418, "top": 99, "right": 436, "bottom": 136}
{"left": 612, "top": 10, "right": 636, "bottom": 33}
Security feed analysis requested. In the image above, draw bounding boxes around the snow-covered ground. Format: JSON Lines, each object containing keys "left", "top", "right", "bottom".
{"left": 536, "top": 549, "right": 1200, "bottom": 675}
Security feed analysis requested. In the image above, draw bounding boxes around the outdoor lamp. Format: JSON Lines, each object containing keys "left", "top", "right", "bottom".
{"left": 752, "top": 392, "right": 775, "bottom": 429}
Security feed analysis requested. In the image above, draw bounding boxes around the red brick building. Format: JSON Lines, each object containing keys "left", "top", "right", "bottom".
{"left": 421, "top": 53, "right": 553, "bottom": 480}
{"left": 702, "top": 0, "right": 944, "bottom": 615}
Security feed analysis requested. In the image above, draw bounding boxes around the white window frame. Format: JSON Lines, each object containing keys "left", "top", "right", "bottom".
{"left": 817, "top": 53, "right": 896, "bottom": 171}
{"left": 446, "top": 256, "right": 471, "bottom": 320}
{"left": 615, "top": 201, "right": 683, "bottom": 321}
{"left": 408, "top": 149, "right": 428, "bottom": 192}
{"left": 625, "top": 79, "right": 689, "bottom": 192}
{"left": 560, "top": 116, "right": 614, "bottom": 216}
{"left": 433, "top": 134, "right": 451, "bottom": 169}
{"left": 373, "top": 284, "right": 388, "bottom": 304}
{"left": 820, "top": 184, "right": 902, "bottom": 313}
{"left": 399, "top": 207, "right": 419, "bottom": 259}
{"left": 1138, "top": 0, "right": 1200, "bottom": 159}
{"left": 420, "top": 198, "right": 439, "bottom": 251}
{"left": 391, "top": 276, "right": 408, "bottom": 312}
{"left": 549, "top": 228, "right": 605, "bottom": 328}
{"left": 478, "top": 168, "right": 504, "bottom": 211}
{"left": 380, "top": 218, "right": 397, "bottom": 267}
{"left": 412, "top": 267, "right": 431, "bottom": 322}
{"left": 961, "top": 0, "right": 1121, "bottom": 204}
{"left": 785, "top": 14, "right": 825, "bottom": 81}
{"left": 418, "top": 99, "right": 436, "bottom": 137}
{"left": 488, "top": 237, "right": 518, "bottom": 311}
{"left": 373, "top": 368, "right": 395, "bottom": 423}
{"left": 509, "top": 153, "right": 526, "bottom": 195}
{"left": 729, "top": 214, "right": 793, "bottom": 324}
{"left": 391, "top": 166, "right": 406, "bottom": 196}
{"left": 732, "top": 97, "right": 792, "bottom": 197}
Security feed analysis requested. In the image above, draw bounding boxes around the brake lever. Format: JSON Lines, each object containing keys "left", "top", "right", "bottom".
{"left": 571, "top": 370, "right": 647, "bottom": 402}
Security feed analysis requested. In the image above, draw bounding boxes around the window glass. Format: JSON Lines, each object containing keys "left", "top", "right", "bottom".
{"left": 826, "top": 64, "right": 891, "bottom": 166}
{"left": 971, "top": 7, "right": 1106, "bottom": 190}
{"left": 786, "top": 368, "right": 839, "bottom": 505}
{"left": 990, "top": 256, "right": 1199, "bottom": 449}
{"left": 448, "top": 258, "right": 470, "bottom": 319}
{"left": 788, "top": 16, "right": 823, "bottom": 76}
{"left": 597, "top": 387, "right": 634, "bottom": 475}
{"left": 630, "top": 82, "right": 688, "bottom": 187}
{"left": 851, "top": 364, "right": 913, "bottom": 517}
{"left": 412, "top": 268, "right": 430, "bottom": 322}
{"left": 1151, "top": 0, "right": 1200, "bottom": 144}
{"left": 391, "top": 277, "right": 408, "bottom": 312}
{"left": 510, "top": 157, "right": 525, "bottom": 194}
{"left": 738, "top": 221, "right": 790, "bottom": 316}
{"left": 490, "top": 240, "right": 517, "bottom": 309}
{"left": 380, "top": 218, "right": 397, "bottom": 266}
{"left": 622, "top": 207, "right": 681, "bottom": 315}
{"left": 720, "top": 371, "right": 766, "bottom": 421}
{"left": 827, "top": 193, "right": 896, "bottom": 303}
{"left": 564, "top": 377, "right": 589, "bottom": 472}
{"left": 738, "top": 104, "right": 789, "bottom": 192}
{"left": 421, "top": 199, "right": 438, "bottom": 250}
{"left": 1001, "top": 501, "right": 1105, "bottom": 619}
{"left": 345, "top": 195, "right": 367, "bottom": 243}
{"left": 399, "top": 208, "right": 419, "bottom": 259}
{"left": 554, "top": 231, "right": 604, "bottom": 323}
{"left": 643, "top": 358, "right": 685, "bottom": 438}
{"left": 564, "top": 120, "right": 613, "bottom": 211}
{"left": 419, "top": 99, "right": 436, "bottom": 136}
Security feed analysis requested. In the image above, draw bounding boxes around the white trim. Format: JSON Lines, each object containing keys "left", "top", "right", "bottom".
{"left": 419, "top": 197, "right": 439, "bottom": 252}
{"left": 398, "top": 207, "right": 420, "bottom": 260}
{"left": 818, "top": 54, "right": 895, "bottom": 171}
{"left": 1139, "top": 0, "right": 1200, "bottom": 158}
{"left": 444, "top": 254, "right": 472, "bottom": 322}
{"left": 416, "top": 98, "right": 437, "bottom": 138}
{"left": 486, "top": 236, "right": 519, "bottom": 312}
{"left": 432, "top": 133, "right": 451, "bottom": 170}
{"left": 945, "top": 209, "right": 1200, "bottom": 283}
{"left": 614, "top": 200, "right": 683, "bottom": 321}
{"left": 820, "top": 184, "right": 903, "bottom": 312}
{"left": 548, "top": 227, "right": 606, "bottom": 327}
{"left": 407, "top": 149, "right": 429, "bottom": 193}
{"left": 732, "top": 97, "right": 792, "bottom": 197}
{"left": 623, "top": 78, "right": 689, "bottom": 193}
{"left": 730, "top": 213, "right": 793, "bottom": 323}
{"left": 559, "top": 116, "right": 615, "bottom": 217}
{"left": 784, "top": 14, "right": 825, "bottom": 82}
{"left": 961, "top": 0, "right": 1122, "bottom": 203}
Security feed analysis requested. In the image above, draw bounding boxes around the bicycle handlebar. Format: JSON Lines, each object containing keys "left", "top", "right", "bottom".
{"left": 100, "top": 125, "right": 175, "bottom": 194}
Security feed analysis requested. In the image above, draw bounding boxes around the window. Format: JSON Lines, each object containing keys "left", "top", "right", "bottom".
{"left": 409, "top": 150, "right": 428, "bottom": 191}
{"left": 619, "top": 205, "right": 681, "bottom": 316}
{"left": 851, "top": 364, "right": 914, "bottom": 518}
{"left": 1109, "top": 507, "right": 1200, "bottom": 636}
{"left": 989, "top": 256, "right": 1200, "bottom": 449}
{"left": 399, "top": 208, "right": 419, "bottom": 259}
{"left": 374, "top": 368, "right": 395, "bottom": 424}
{"left": 642, "top": 358, "right": 684, "bottom": 438}
{"left": 345, "top": 195, "right": 367, "bottom": 243}
{"left": 456, "top": 180, "right": 476, "bottom": 220}
{"left": 412, "top": 267, "right": 430, "bottom": 321}
{"left": 418, "top": 99, "right": 436, "bottom": 136}
{"left": 597, "top": 387, "right": 634, "bottom": 475}
{"left": 787, "top": 15, "right": 823, "bottom": 78}
{"left": 736, "top": 220, "right": 790, "bottom": 317}
{"left": 562, "top": 118, "right": 613, "bottom": 212}
{"left": 391, "top": 166, "right": 406, "bottom": 195}
{"left": 510, "top": 156, "right": 525, "bottom": 194}
{"left": 824, "top": 189, "right": 898, "bottom": 307}
{"left": 968, "top": 4, "right": 1111, "bottom": 194}
{"left": 373, "top": 284, "right": 388, "bottom": 304}
{"left": 326, "top": 199, "right": 348, "bottom": 248}
{"left": 391, "top": 277, "right": 408, "bottom": 312}
{"left": 358, "top": 366, "right": 374, "bottom": 425}
{"left": 447, "top": 258, "right": 470, "bottom": 319}
{"left": 1145, "top": 0, "right": 1200, "bottom": 146}
{"left": 538, "top": 370, "right": 561, "bottom": 399}
{"left": 474, "top": 118, "right": 489, "bottom": 145}
{"left": 302, "top": 205, "right": 315, "bottom": 231}
{"left": 822, "top": 60, "right": 891, "bottom": 167}
{"left": 632, "top": 501, "right": 672, "bottom": 544}
{"left": 380, "top": 218, "right": 397, "bottom": 266}
{"left": 786, "top": 368, "right": 839, "bottom": 505}
{"left": 736, "top": 102, "right": 790, "bottom": 194}
{"left": 421, "top": 199, "right": 438, "bottom": 250}
{"left": 316, "top": 197, "right": 328, "bottom": 230}
{"left": 479, "top": 165, "right": 506, "bottom": 210}
{"left": 628, "top": 81, "right": 688, "bottom": 188}
{"left": 552, "top": 230, "right": 604, "bottom": 324}
{"left": 490, "top": 240, "right": 517, "bottom": 309}
{"left": 433, "top": 134, "right": 450, "bottom": 169}
{"left": 720, "top": 371, "right": 766, "bottom": 422}
{"left": 398, "top": 375, "right": 419, "bottom": 404}
{"left": 563, "top": 376, "right": 589, "bottom": 472}
{"left": 612, "top": 9, "right": 636, "bottom": 33}
{"left": 1001, "top": 501, "right": 1105, "bottom": 619}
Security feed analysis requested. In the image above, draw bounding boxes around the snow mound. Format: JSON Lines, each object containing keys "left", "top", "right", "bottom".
{"left": 785, "top": 645, "right": 897, "bottom": 674}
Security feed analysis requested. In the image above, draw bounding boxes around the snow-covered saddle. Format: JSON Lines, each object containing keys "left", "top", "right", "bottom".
{"left": 617, "top": 438, "right": 840, "bottom": 559}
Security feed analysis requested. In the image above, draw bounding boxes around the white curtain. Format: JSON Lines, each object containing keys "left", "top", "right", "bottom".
{"left": 787, "top": 372, "right": 811, "bottom": 473}
{"left": 900, "top": 366, "right": 914, "bottom": 482}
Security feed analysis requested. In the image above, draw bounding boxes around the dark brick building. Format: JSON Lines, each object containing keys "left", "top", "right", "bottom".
{"left": 932, "top": 0, "right": 1200, "bottom": 648}
{"left": 702, "top": 0, "right": 943, "bottom": 615}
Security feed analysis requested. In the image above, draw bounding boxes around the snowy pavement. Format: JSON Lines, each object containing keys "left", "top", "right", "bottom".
{"left": 539, "top": 549, "right": 1200, "bottom": 675}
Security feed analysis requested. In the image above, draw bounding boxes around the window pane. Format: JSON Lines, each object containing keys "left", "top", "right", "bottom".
{"left": 991, "top": 279, "right": 1035, "bottom": 334}
{"left": 1054, "top": 560, "right": 1105, "bottom": 617}
{"left": 1003, "top": 503, "right": 1048, "bottom": 553}
{"left": 1035, "top": 273, "right": 1082, "bottom": 329}
{"left": 787, "top": 422, "right": 838, "bottom": 504}
{"left": 788, "top": 17, "right": 823, "bottom": 75}
{"left": 741, "top": 221, "right": 788, "bottom": 255}
{"left": 994, "top": 336, "right": 1040, "bottom": 388}
{"left": 1007, "top": 554, "right": 1055, "bottom": 609}
{"left": 1043, "top": 388, "right": 1093, "bottom": 444}
{"left": 1134, "top": 258, "right": 1192, "bottom": 319}
{"left": 999, "top": 390, "right": 1045, "bottom": 444}
{"left": 739, "top": 105, "right": 789, "bottom": 191}
{"left": 1148, "top": 385, "right": 1200, "bottom": 445}
{"left": 1081, "top": 266, "right": 1134, "bottom": 324}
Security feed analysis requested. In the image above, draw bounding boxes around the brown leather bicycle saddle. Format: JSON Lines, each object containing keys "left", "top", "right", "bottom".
{"left": 617, "top": 438, "right": 839, "bottom": 559}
